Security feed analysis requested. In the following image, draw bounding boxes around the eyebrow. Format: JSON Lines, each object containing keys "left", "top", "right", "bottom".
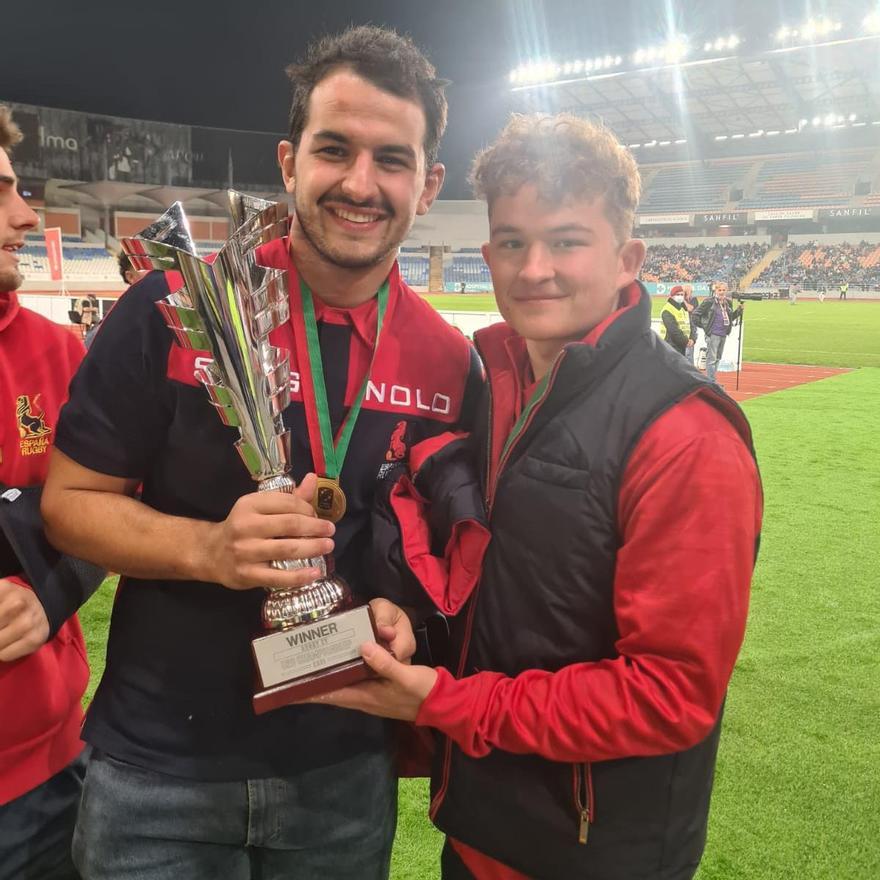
{"left": 0, "top": 175, "right": 15, "bottom": 186}
{"left": 313, "top": 130, "right": 417, "bottom": 161}
{"left": 491, "top": 223, "right": 595, "bottom": 236}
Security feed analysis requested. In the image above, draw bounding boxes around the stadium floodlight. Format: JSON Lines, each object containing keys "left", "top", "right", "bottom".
{"left": 573, "top": 60, "right": 584, "bottom": 73}
{"left": 775, "top": 26, "right": 790, "bottom": 42}
{"left": 766, "top": 130, "right": 780, "bottom": 136}
{"left": 866, "top": 13, "right": 880, "bottom": 33}
{"left": 812, "top": 116, "right": 821, "bottom": 126}
{"left": 785, "top": 128, "right": 798, "bottom": 134}
{"left": 644, "top": 140, "right": 657, "bottom": 147}
{"left": 824, "top": 113, "right": 836, "bottom": 126}
{"left": 703, "top": 41, "right": 713, "bottom": 51}
{"left": 658, "top": 140, "right": 671, "bottom": 146}
{"left": 629, "top": 143, "right": 641, "bottom": 148}
{"left": 848, "top": 113, "right": 858, "bottom": 122}
{"left": 748, "top": 130, "right": 763, "bottom": 137}
{"left": 714, "top": 134, "right": 729, "bottom": 141}
{"left": 731, "top": 133, "right": 745, "bottom": 139}
{"left": 614, "top": 55, "right": 623, "bottom": 65}
{"left": 729, "top": 34, "right": 740, "bottom": 48}
{"left": 674, "top": 138, "right": 687, "bottom": 144}
{"left": 851, "top": 121, "right": 866, "bottom": 127}
{"left": 664, "top": 36, "right": 689, "bottom": 63}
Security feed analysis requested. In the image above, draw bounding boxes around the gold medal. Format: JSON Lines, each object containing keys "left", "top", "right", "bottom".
{"left": 314, "top": 476, "right": 347, "bottom": 523}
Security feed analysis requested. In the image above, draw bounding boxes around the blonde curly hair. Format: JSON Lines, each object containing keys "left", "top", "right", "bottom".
{"left": 470, "top": 113, "right": 641, "bottom": 243}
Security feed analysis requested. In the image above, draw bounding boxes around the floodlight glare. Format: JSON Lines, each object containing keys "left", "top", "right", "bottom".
{"left": 731, "top": 133, "right": 745, "bottom": 139}
{"left": 766, "top": 130, "right": 780, "bottom": 136}
{"left": 824, "top": 113, "right": 835, "bottom": 126}
{"left": 812, "top": 116, "right": 821, "bottom": 126}
{"left": 729, "top": 35, "right": 740, "bottom": 48}
{"left": 674, "top": 138, "right": 687, "bottom": 144}
{"left": 865, "top": 13, "right": 880, "bottom": 33}
{"left": 714, "top": 135, "right": 728, "bottom": 141}
{"left": 704, "top": 42, "right": 713, "bottom": 51}
{"left": 614, "top": 55, "right": 622, "bottom": 65}
{"left": 775, "top": 26, "right": 789, "bottom": 42}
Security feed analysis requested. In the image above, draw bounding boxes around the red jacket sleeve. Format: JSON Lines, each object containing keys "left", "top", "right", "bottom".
{"left": 416, "top": 392, "right": 762, "bottom": 762}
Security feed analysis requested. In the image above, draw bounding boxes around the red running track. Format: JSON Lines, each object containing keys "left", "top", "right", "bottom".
{"left": 715, "top": 362, "right": 850, "bottom": 402}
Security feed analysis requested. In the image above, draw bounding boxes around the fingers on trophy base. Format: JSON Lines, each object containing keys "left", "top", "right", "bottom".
{"left": 251, "top": 603, "right": 378, "bottom": 714}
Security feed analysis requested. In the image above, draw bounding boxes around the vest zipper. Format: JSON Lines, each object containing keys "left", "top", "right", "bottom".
{"left": 574, "top": 762, "right": 594, "bottom": 845}
{"left": 487, "top": 351, "right": 564, "bottom": 512}
{"left": 432, "top": 348, "right": 565, "bottom": 820}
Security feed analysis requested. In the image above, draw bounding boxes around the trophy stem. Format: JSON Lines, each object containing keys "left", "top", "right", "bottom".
{"left": 257, "top": 475, "right": 352, "bottom": 631}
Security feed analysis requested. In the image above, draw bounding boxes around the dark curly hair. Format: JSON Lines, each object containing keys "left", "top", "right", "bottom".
{"left": 285, "top": 25, "right": 448, "bottom": 166}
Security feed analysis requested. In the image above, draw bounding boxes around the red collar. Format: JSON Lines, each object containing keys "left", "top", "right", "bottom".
{"left": 256, "top": 237, "right": 399, "bottom": 348}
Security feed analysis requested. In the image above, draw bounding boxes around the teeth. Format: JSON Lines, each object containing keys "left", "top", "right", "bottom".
{"left": 334, "top": 208, "right": 379, "bottom": 224}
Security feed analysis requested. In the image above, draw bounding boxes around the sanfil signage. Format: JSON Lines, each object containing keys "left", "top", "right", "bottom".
{"left": 637, "top": 213, "right": 693, "bottom": 226}
{"left": 818, "top": 207, "right": 875, "bottom": 219}
{"left": 697, "top": 211, "right": 748, "bottom": 226}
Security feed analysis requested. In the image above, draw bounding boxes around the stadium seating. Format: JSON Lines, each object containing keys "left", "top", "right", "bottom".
{"left": 739, "top": 152, "right": 875, "bottom": 209}
{"left": 398, "top": 255, "right": 429, "bottom": 286}
{"left": 639, "top": 160, "right": 754, "bottom": 212}
{"left": 753, "top": 241, "right": 880, "bottom": 289}
{"left": 445, "top": 255, "right": 491, "bottom": 286}
{"left": 19, "top": 244, "right": 119, "bottom": 282}
{"left": 640, "top": 242, "right": 768, "bottom": 284}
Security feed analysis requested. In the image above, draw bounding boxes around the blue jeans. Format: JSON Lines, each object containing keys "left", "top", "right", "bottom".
{"left": 705, "top": 333, "right": 727, "bottom": 382}
{"left": 72, "top": 749, "right": 396, "bottom": 880}
{"left": 0, "top": 750, "right": 87, "bottom": 880}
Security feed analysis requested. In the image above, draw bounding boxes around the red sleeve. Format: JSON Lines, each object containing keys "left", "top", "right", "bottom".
{"left": 416, "top": 392, "right": 762, "bottom": 762}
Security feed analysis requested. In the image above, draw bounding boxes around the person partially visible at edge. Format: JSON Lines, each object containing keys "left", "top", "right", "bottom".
{"left": 682, "top": 283, "right": 700, "bottom": 362}
{"left": 693, "top": 281, "right": 743, "bottom": 382}
{"left": 0, "top": 105, "right": 88, "bottom": 880}
{"left": 40, "top": 27, "right": 480, "bottom": 880}
{"left": 658, "top": 283, "right": 690, "bottom": 356}
{"left": 315, "top": 113, "right": 763, "bottom": 880}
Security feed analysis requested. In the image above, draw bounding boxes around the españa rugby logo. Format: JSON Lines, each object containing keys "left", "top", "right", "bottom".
{"left": 16, "top": 394, "right": 52, "bottom": 457}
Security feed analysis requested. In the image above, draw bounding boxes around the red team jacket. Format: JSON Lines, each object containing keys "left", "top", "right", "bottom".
{"left": 0, "top": 292, "right": 86, "bottom": 804}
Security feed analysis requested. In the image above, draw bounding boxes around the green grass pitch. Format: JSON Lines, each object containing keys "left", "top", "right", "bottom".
{"left": 78, "top": 299, "right": 880, "bottom": 878}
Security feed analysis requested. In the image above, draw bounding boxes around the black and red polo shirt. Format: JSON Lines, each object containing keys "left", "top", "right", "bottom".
{"left": 54, "top": 238, "right": 482, "bottom": 780}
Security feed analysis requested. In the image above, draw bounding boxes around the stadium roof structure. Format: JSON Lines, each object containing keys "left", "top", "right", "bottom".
{"left": 509, "top": 32, "right": 880, "bottom": 158}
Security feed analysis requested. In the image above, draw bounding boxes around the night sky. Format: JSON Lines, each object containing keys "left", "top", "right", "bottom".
{"left": 2, "top": 0, "right": 850, "bottom": 196}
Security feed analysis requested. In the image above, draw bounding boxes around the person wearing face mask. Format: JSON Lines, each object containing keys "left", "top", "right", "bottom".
{"left": 658, "top": 284, "right": 691, "bottom": 356}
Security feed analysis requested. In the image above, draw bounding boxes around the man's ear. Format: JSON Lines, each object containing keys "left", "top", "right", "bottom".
{"left": 616, "top": 238, "right": 647, "bottom": 289}
{"left": 416, "top": 163, "right": 446, "bottom": 216}
{"left": 278, "top": 140, "right": 296, "bottom": 194}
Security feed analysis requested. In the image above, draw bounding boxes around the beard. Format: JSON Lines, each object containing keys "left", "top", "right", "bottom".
{"left": 293, "top": 189, "right": 404, "bottom": 270}
{"left": 0, "top": 266, "right": 23, "bottom": 293}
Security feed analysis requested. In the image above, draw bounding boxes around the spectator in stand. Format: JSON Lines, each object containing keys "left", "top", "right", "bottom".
{"left": 683, "top": 284, "right": 700, "bottom": 364}
{"left": 659, "top": 285, "right": 691, "bottom": 356}
{"left": 694, "top": 281, "right": 743, "bottom": 382}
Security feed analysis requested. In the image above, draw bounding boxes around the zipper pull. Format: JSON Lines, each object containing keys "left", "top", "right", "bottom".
{"left": 578, "top": 809, "right": 590, "bottom": 844}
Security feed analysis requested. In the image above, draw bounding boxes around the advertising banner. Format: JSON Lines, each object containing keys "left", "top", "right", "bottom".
{"left": 43, "top": 227, "right": 64, "bottom": 283}
{"left": 753, "top": 208, "right": 815, "bottom": 221}
{"left": 637, "top": 213, "right": 693, "bottom": 226}
{"left": 695, "top": 211, "right": 749, "bottom": 226}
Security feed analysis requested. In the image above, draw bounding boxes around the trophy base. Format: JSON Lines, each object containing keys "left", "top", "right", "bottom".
{"left": 251, "top": 603, "right": 377, "bottom": 715}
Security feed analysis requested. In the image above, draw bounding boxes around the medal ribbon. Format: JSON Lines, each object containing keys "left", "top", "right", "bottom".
{"left": 292, "top": 278, "right": 389, "bottom": 481}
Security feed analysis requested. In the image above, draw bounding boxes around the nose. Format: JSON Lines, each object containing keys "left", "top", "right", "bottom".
{"left": 340, "top": 151, "right": 379, "bottom": 205}
{"left": 11, "top": 189, "right": 39, "bottom": 233}
{"left": 518, "top": 242, "right": 555, "bottom": 285}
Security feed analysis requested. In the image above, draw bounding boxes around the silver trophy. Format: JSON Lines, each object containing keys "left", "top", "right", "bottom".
{"left": 121, "top": 194, "right": 377, "bottom": 713}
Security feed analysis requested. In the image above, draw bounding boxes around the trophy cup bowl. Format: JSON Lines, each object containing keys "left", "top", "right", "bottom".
{"left": 122, "top": 193, "right": 377, "bottom": 714}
